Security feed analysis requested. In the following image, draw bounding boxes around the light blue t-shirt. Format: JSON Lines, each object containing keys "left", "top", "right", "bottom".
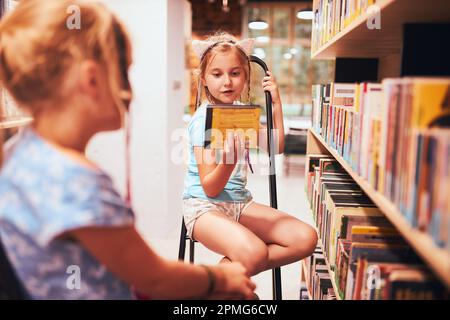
{"left": 182, "top": 103, "right": 252, "bottom": 202}
{"left": 0, "top": 128, "right": 135, "bottom": 299}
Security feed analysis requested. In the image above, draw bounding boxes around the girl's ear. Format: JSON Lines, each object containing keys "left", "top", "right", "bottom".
{"left": 200, "top": 76, "right": 207, "bottom": 87}
{"left": 79, "top": 60, "right": 101, "bottom": 99}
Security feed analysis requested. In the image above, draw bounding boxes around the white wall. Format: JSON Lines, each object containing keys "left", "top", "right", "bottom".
{"left": 87, "top": 0, "right": 190, "bottom": 240}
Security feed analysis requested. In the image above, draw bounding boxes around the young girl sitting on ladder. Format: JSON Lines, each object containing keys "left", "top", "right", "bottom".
{"left": 183, "top": 33, "right": 318, "bottom": 280}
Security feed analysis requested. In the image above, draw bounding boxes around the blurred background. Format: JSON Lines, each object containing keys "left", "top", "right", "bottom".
{"left": 186, "top": 0, "right": 334, "bottom": 120}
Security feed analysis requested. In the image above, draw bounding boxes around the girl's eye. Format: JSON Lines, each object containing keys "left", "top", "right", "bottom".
{"left": 212, "top": 73, "right": 221, "bottom": 78}
{"left": 232, "top": 71, "right": 240, "bottom": 76}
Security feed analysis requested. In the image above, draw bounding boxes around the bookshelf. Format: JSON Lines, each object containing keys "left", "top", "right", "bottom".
{"left": 301, "top": 260, "right": 313, "bottom": 300}
{"left": 312, "top": 0, "right": 450, "bottom": 60}
{"left": 305, "top": 0, "right": 450, "bottom": 299}
{"left": 306, "top": 128, "right": 450, "bottom": 290}
{"left": 317, "top": 238, "right": 341, "bottom": 300}
{"left": 301, "top": 204, "right": 343, "bottom": 300}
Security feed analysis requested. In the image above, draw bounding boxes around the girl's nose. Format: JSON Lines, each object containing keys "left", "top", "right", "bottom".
{"left": 223, "top": 74, "right": 232, "bottom": 86}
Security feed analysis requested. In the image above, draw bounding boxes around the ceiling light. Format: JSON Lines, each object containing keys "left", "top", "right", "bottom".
{"left": 249, "top": 7, "right": 268, "bottom": 30}
{"left": 222, "top": 0, "right": 229, "bottom": 12}
{"left": 297, "top": 10, "right": 314, "bottom": 20}
{"left": 249, "top": 20, "right": 268, "bottom": 30}
{"left": 283, "top": 53, "right": 293, "bottom": 60}
{"left": 290, "top": 48, "right": 299, "bottom": 55}
{"left": 256, "top": 36, "right": 270, "bottom": 43}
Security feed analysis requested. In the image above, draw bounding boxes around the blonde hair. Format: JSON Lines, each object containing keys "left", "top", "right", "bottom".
{"left": 0, "top": 0, "right": 132, "bottom": 114}
{"left": 195, "top": 32, "right": 251, "bottom": 108}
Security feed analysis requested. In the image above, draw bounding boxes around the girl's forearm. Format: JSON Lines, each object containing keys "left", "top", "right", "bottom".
{"left": 201, "top": 163, "right": 235, "bottom": 198}
{"left": 142, "top": 259, "right": 223, "bottom": 299}
{"left": 272, "top": 101, "right": 285, "bottom": 153}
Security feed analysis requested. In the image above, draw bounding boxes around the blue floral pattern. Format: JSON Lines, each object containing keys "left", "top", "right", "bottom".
{"left": 0, "top": 128, "right": 135, "bottom": 299}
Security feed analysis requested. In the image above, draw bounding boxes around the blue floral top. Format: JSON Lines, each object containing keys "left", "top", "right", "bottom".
{"left": 0, "top": 128, "right": 135, "bottom": 299}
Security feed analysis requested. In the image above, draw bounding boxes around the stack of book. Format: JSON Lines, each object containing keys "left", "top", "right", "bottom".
{"left": 311, "top": 78, "right": 450, "bottom": 251}
{"left": 312, "top": 0, "right": 378, "bottom": 53}
{"left": 303, "top": 245, "right": 337, "bottom": 300}
{"left": 304, "top": 155, "right": 448, "bottom": 299}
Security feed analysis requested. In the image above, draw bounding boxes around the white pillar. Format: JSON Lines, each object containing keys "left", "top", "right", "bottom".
{"left": 87, "top": 0, "right": 190, "bottom": 240}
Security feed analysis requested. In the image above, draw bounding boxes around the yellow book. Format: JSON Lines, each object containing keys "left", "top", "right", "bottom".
{"left": 350, "top": 225, "right": 398, "bottom": 235}
{"left": 411, "top": 78, "right": 450, "bottom": 129}
{"left": 204, "top": 104, "right": 261, "bottom": 149}
{"left": 325, "top": 191, "right": 383, "bottom": 267}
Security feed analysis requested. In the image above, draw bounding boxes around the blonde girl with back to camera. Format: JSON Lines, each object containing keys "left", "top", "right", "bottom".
{"left": 0, "top": 0, "right": 256, "bottom": 299}
{"left": 183, "top": 33, "right": 318, "bottom": 280}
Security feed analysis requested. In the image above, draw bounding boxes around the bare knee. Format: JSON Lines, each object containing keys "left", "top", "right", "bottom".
{"left": 305, "top": 226, "right": 319, "bottom": 256}
{"left": 290, "top": 224, "right": 318, "bottom": 259}
{"left": 232, "top": 242, "right": 268, "bottom": 276}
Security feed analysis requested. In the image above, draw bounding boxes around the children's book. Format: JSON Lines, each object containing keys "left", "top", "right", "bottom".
{"left": 204, "top": 104, "right": 261, "bottom": 149}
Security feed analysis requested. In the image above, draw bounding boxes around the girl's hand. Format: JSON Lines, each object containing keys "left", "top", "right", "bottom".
{"left": 222, "top": 131, "right": 246, "bottom": 166}
{"left": 209, "top": 262, "right": 256, "bottom": 300}
{"left": 262, "top": 71, "right": 281, "bottom": 105}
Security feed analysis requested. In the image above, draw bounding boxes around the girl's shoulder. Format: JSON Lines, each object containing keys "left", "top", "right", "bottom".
{"left": 1, "top": 127, "right": 105, "bottom": 184}
{"left": 188, "top": 104, "right": 207, "bottom": 127}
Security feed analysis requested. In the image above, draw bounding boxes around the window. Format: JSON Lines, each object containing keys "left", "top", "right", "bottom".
{"left": 245, "top": 3, "right": 334, "bottom": 119}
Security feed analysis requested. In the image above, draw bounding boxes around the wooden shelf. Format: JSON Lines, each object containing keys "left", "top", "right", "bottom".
{"left": 301, "top": 260, "right": 313, "bottom": 300}
{"left": 0, "top": 117, "right": 33, "bottom": 129}
{"left": 318, "top": 239, "right": 342, "bottom": 300}
{"left": 303, "top": 203, "right": 342, "bottom": 300}
{"left": 312, "top": 0, "right": 450, "bottom": 59}
{"left": 308, "top": 129, "right": 450, "bottom": 289}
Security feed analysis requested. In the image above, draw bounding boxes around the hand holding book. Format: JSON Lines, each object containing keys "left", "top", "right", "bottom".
{"left": 221, "top": 131, "right": 248, "bottom": 166}
{"left": 204, "top": 104, "right": 261, "bottom": 150}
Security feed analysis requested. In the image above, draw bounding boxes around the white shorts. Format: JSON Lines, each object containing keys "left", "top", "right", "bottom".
{"left": 182, "top": 198, "right": 254, "bottom": 240}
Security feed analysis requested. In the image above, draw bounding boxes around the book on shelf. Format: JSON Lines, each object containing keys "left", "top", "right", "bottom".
{"left": 325, "top": 191, "right": 382, "bottom": 268}
{"left": 299, "top": 287, "right": 310, "bottom": 300}
{"left": 304, "top": 246, "right": 323, "bottom": 285}
{"left": 312, "top": 0, "right": 377, "bottom": 54}
{"left": 303, "top": 245, "right": 338, "bottom": 300}
{"left": 345, "top": 242, "right": 422, "bottom": 300}
{"left": 305, "top": 154, "right": 334, "bottom": 203}
{"left": 336, "top": 239, "right": 351, "bottom": 298}
{"left": 387, "top": 268, "right": 447, "bottom": 300}
{"left": 340, "top": 214, "right": 394, "bottom": 240}
{"left": 310, "top": 78, "right": 450, "bottom": 252}
{"left": 311, "top": 256, "right": 337, "bottom": 300}
{"left": 304, "top": 153, "right": 448, "bottom": 299}
{"left": 349, "top": 225, "right": 404, "bottom": 244}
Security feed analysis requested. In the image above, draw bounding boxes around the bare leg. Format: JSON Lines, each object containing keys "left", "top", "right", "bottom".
{"left": 239, "top": 202, "right": 318, "bottom": 271}
{"left": 193, "top": 210, "right": 269, "bottom": 276}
